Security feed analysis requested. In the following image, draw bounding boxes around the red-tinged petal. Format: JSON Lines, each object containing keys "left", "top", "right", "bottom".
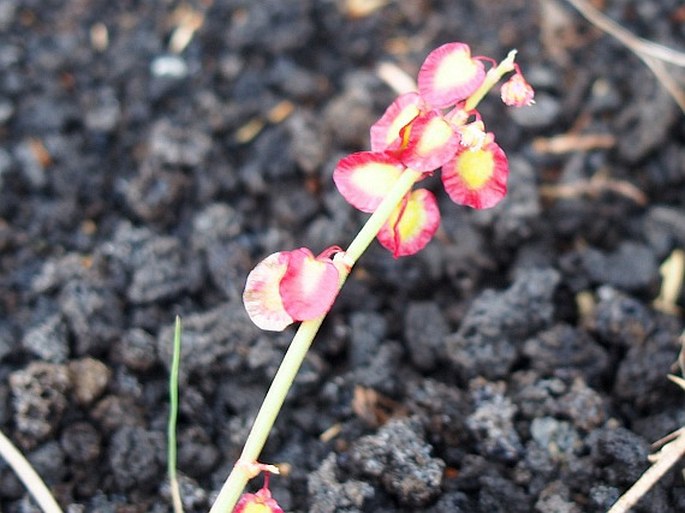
{"left": 441, "top": 139, "right": 509, "bottom": 209}
{"left": 418, "top": 42, "right": 486, "bottom": 108}
{"left": 333, "top": 151, "right": 405, "bottom": 212}
{"left": 234, "top": 489, "right": 284, "bottom": 513}
{"left": 279, "top": 248, "right": 340, "bottom": 321}
{"left": 370, "top": 92, "right": 422, "bottom": 152}
{"left": 243, "top": 252, "right": 294, "bottom": 331}
{"left": 398, "top": 111, "right": 460, "bottom": 172}
{"left": 377, "top": 189, "right": 440, "bottom": 258}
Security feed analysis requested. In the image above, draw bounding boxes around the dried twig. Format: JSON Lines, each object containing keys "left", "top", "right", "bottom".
{"left": 533, "top": 132, "right": 616, "bottom": 154}
{"left": 539, "top": 172, "right": 647, "bottom": 205}
{"left": 376, "top": 61, "right": 418, "bottom": 95}
{"left": 653, "top": 249, "right": 684, "bottom": 314}
{"left": 0, "top": 430, "right": 63, "bottom": 513}
{"left": 563, "top": 0, "right": 685, "bottom": 112}
{"left": 607, "top": 428, "right": 685, "bottom": 513}
{"left": 563, "top": 0, "right": 685, "bottom": 67}
{"left": 607, "top": 336, "right": 685, "bottom": 512}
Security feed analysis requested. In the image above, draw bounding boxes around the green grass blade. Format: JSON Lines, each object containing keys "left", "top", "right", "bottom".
{"left": 168, "top": 315, "right": 184, "bottom": 513}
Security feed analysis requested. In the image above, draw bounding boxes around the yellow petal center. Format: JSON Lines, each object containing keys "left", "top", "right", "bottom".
{"left": 243, "top": 502, "right": 272, "bottom": 513}
{"left": 457, "top": 148, "right": 494, "bottom": 190}
{"left": 351, "top": 162, "right": 401, "bottom": 193}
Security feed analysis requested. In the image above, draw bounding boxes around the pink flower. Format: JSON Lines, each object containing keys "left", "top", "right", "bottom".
{"left": 233, "top": 471, "right": 284, "bottom": 513}
{"left": 441, "top": 137, "right": 509, "bottom": 209}
{"left": 501, "top": 71, "right": 535, "bottom": 107}
{"left": 243, "top": 41, "right": 535, "bottom": 329}
{"left": 233, "top": 487, "right": 284, "bottom": 513}
{"left": 243, "top": 247, "right": 345, "bottom": 331}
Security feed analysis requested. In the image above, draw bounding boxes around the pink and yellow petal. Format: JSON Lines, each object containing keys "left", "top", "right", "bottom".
{"left": 333, "top": 151, "right": 405, "bottom": 212}
{"left": 243, "top": 252, "right": 294, "bottom": 331}
{"left": 398, "top": 111, "right": 460, "bottom": 172}
{"left": 370, "top": 92, "right": 422, "bottom": 152}
{"left": 418, "top": 42, "right": 486, "bottom": 108}
{"left": 441, "top": 139, "right": 509, "bottom": 209}
{"left": 279, "top": 248, "right": 340, "bottom": 321}
{"left": 377, "top": 189, "right": 440, "bottom": 258}
{"left": 234, "top": 490, "right": 284, "bottom": 513}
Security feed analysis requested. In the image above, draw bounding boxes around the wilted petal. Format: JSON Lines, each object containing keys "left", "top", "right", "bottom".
{"left": 418, "top": 42, "right": 486, "bottom": 108}
{"left": 333, "top": 151, "right": 405, "bottom": 212}
{"left": 398, "top": 110, "right": 460, "bottom": 172}
{"left": 377, "top": 189, "right": 440, "bottom": 257}
{"left": 243, "top": 252, "right": 294, "bottom": 331}
{"left": 370, "top": 92, "right": 422, "bottom": 152}
{"left": 441, "top": 138, "right": 509, "bottom": 209}
{"left": 279, "top": 248, "right": 340, "bottom": 321}
{"left": 501, "top": 72, "right": 535, "bottom": 107}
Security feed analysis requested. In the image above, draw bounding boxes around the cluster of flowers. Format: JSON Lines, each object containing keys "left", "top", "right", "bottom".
{"left": 242, "top": 42, "right": 534, "bottom": 333}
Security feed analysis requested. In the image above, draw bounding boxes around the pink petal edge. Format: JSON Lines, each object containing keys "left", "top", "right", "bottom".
{"left": 441, "top": 140, "right": 509, "bottom": 209}
{"left": 243, "top": 252, "right": 294, "bottom": 331}
{"left": 418, "top": 42, "right": 486, "bottom": 108}
{"left": 333, "top": 151, "right": 405, "bottom": 212}
{"left": 279, "top": 248, "right": 340, "bottom": 321}
{"left": 370, "top": 92, "right": 422, "bottom": 152}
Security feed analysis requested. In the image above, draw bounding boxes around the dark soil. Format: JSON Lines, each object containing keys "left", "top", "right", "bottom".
{"left": 0, "top": 1, "right": 684, "bottom": 512}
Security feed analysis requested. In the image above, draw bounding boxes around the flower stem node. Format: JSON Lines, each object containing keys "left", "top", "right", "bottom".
{"left": 235, "top": 460, "right": 280, "bottom": 480}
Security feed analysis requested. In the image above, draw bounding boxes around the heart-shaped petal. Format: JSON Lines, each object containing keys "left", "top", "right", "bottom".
{"left": 279, "top": 248, "right": 340, "bottom": 321}
{"left": 370, "top": 92, "right": 422, "bottom": 152}
{"left": 441, "top": 138, "right": 509, "bottom": 209}
{"left": 377, "top": 188, "right": 440, "bottom": 257}
{"left": 418, "top": 42, "right": 486, "bottom": 108}
{"left": 333, "top": 151, "right": 405, "bottom": 212}
{"left": 243, "top": 251, "right": 294, "bottom": 331}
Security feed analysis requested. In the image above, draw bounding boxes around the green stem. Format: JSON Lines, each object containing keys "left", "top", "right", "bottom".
{"left": 208, "top": 168, "right": 421, "bottom": 513}
{"left": 464, "top": 49, "right": 517, "bottom": 112}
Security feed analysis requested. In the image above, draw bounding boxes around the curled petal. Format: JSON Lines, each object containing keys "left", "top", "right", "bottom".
{"left": 418, "top": 42, "right": 486, "bottom": 108}
{"left": 501, "top": 72, "right": 535, "bottom": 107}
{"left": 398, "top": 111, "right": 460, "bottom": 172}
{"left": 377, "top": 189, "right": 440, "bottom": 257}
{"left": 243, "top": 252, "right": 294, "bottom": 331}
{"left": 279, "top": 248, "right": 340, "bottom": 321}
{"left": 370, "top": 92, "right": 422, "bottom": 152}
{"left": 441, "top": 138, "right": 509, "bottom": 209}
{"left": 333, "top": 151, "right": 405, "bottom": 212}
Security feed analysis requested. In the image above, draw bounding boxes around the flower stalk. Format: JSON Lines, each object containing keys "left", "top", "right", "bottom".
{"left": 211, "top": 41, "right": 535, "bottom": 513}
{"left": 209, "top": 168, "right": 422, "bottom": 513}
